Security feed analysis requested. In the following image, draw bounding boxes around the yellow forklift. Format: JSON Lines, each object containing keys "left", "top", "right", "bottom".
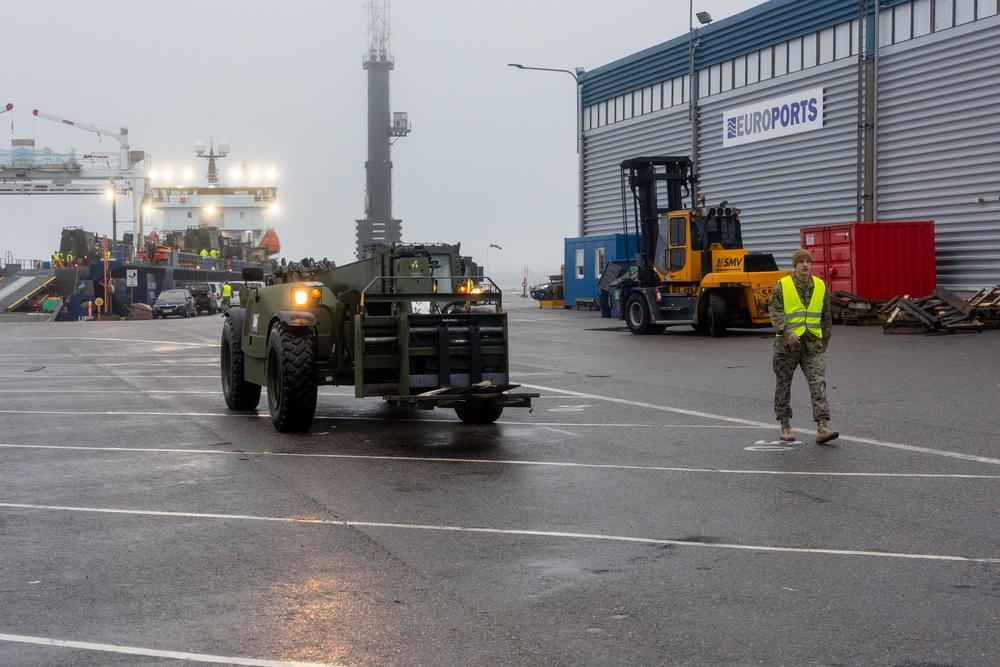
{"left": 619, "top": 156, "right": 787, "bottom": 336}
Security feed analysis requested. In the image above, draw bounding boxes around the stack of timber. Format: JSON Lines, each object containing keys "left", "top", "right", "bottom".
{"left": 880, "top": 286, "right": 994, "bottom": 334}
{"left": 830, "top": 291, "right": 885, "bottom": 325}
{"left": 967, "top": 285, "right": 1000, "bottom": 327}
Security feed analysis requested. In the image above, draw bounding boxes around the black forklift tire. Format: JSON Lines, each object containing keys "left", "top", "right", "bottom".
{"left": 626, "top": 294, "right": 660, "bottom": 335}
{"left": 221, "top": 316, "right": 261, "bottom": 410}
{"left": 692, "top": 302, "right": 710, "bottom": 334}
{"left": 708, "top": 292, "right": 728, "bottom": 338}
{"left": 266, "top": 323, "right": 318, "bottom": 433}
{"left": 455, "top": 403, "right": 504, "bottom": 424}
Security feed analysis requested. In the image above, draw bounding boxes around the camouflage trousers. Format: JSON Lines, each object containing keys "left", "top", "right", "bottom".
{"left": 772, "top": 335, "right": 829, "bottom": 422}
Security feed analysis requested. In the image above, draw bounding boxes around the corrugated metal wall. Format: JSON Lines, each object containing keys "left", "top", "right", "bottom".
{"left": 580, "top": 0, "right": 888, "bottom": 107}
{"left": 582, "top": 60, "right": 860, "bottom": 264}
{"left": 580, "top": 4, "right": 1000, "bottom": 290}
{"left": 582, "top": 109, "right": 691, "bottom": 236}
{"left": 877, "top": 17, "right": 1000, "bottom": 290}
{"left": 697, "top": 62, "right": 860, "bottom": 268}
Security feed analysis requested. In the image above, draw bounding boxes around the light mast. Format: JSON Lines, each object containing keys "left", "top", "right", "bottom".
{"left": 355, "top": 0, "right": 410, "bottom": 258}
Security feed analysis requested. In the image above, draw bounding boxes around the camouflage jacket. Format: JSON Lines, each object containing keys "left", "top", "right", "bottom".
{"left": 768, "top": 275, "right": 832, "bottom": 341}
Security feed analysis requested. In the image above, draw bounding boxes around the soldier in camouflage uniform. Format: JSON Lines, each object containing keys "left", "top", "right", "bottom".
{"left": 768, "top": 248, "right": 839, "bottom": 444}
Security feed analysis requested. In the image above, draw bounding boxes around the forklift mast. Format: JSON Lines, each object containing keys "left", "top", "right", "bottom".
{"left": 620, "top": 156, "right": 697, "bottom": 287}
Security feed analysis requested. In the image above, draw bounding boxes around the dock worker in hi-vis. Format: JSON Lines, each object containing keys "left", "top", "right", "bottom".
{"left": 768, "top": 248, "right": 840, "bottom": 445}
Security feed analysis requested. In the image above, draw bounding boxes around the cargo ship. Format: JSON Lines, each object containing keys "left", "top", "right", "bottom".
{"left": 0, "top": 138, "right": 281, "bottom": 321}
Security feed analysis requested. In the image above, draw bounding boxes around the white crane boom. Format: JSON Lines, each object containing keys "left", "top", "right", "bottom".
{"left": 1, "top": 103, "right": 12, "bottom": 115}
{"left": 32, "top": 108, "right": 131, "bottom": 168}
{"left": 26, "top": 107, "right": 151, "bottom": 248}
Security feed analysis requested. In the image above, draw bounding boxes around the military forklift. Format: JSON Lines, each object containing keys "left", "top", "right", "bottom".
{"left": 618, "top": 156, "right": 787, "bottom": 336}
{"left": 220, "top": 242, "right": 538, "bottom": 432}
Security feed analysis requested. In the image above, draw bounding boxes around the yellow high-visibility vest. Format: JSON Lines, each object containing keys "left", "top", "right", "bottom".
{"left": 778, "top": 275, "right": 825, "bottom": 338}
{"left": 222, "top": 284, "right": 232, "bottom": 297}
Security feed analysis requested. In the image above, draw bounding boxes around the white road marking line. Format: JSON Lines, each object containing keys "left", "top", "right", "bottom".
{"left": 0, "top": 389, "right": 353, "bottom": 396}
{"left": 2, "top": 503, "right": 997, "bottom": 564}
{"left": 520, "top": 383, "right": 1000, "bottom": 466}
{"left": 487, "top": 422, "right": 754, "bottom": 428}
{"left": 0, "top": 410, "right": 268, "bottom": 418}
{"left": 0, "top": 354, "right": 216, "bottom": 361}
{"left": 541, "top": 426, "right": 581, "bottom": 436}
{"left": 1, "top": 443, "right": 997, "bottom": 479}
{"left": 3, "top": 385, "right": 995, "bottom": 465}
{"left": 831, "top": 434, "right": 1000, "bottom": 465}
{"left": 0, "top": 374, "right": 219, "bottom": 378}
{"left": 0, "top": 364, "right": 215, "bottom": 370}
{"left": 518, "top": 383, "right": 777, "bottom": 426}
{"left": 0, "top": 389, "right": 225, "bottom": 395}
{"left": 0, "top": 410, "right": 738, "bottom": 426}
{"left": 0, "top": 633, "right": 340, "bottom": 666}
{"left": 0, "top": 336, "right": 212, "bottom": 347}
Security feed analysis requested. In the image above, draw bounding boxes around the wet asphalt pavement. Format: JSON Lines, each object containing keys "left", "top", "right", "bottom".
{"left": 1, "top": 298, "right": 998, "bottom": 666}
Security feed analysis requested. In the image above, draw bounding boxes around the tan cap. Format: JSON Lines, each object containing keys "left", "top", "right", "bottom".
{"left": 791, "top": 248, "right": 812, "bottom": 266}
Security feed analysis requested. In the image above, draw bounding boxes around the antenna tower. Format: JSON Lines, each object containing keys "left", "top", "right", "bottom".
{"left": 355, "top": 0, "right": 411, "bottom": 258}
{"left": 367, "top": 0, "right": 390, "bottom": 59}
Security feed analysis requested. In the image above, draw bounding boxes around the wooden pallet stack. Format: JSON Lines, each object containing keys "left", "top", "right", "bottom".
{"left": 829, "top": 291, "right": 886, "bottom": 326}
{"left": 880, "top": 286, "right": 992, "bottom": 334}
{"left": 968, "top": 285, "right": 1000, "bottom": 327}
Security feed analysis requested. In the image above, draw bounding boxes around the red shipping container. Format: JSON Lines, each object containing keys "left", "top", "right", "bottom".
{"left": 799, "top": 221, "right": 936, "bottom": 301}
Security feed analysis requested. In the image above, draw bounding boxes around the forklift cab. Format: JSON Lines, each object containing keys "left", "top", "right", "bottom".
{"left": 654, "top": 207, "right": 744, "bottom": 283}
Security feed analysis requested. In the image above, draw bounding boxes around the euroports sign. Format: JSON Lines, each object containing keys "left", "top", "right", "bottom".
{"left": 723, "top": 88, "right": 824, "bottom": 148}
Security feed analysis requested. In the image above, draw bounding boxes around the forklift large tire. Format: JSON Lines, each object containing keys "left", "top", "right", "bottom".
{"left": 266, "top": 322, "right": 318, "bottom": 432}
{"left": 221, "top": 316, "right": 262, "bottom": 410}
{"left": 692, "top": 304, "right": 710, "bottom": 334}
{"left": 455, "top": 403, "right": 504, "bottom": 424}
{"left": 626, "top": 294, "right": 660, "bottom": 335}
{"left": 708, "top": 292, "right": 728, "bottom": 338}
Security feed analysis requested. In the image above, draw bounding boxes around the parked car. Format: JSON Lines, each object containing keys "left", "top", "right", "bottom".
{"left": 184, "top": 282, "right": 218, "bottom": 314}
{"left": 152, "top": 289, "right": 197, "bottom": 318}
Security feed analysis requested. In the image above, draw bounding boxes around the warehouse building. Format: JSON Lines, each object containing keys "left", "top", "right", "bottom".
{"left": 576, "top": 0, "right": 999, "bottom": 290}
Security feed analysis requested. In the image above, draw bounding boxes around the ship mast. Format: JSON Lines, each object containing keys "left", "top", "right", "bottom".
{"left": 355, "top": 0, "right": 410, "bottom": 258}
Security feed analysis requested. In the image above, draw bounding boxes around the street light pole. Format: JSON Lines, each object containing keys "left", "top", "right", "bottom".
{"left": 689, "top": 6, "right": 713, "bottom": 187}
{"left": 106, "top": 186, "right": 117, "bottom": 243}
{"left": 486, "top": 243, "right": 502, "bottom": 279}
{"left": 508, "top": 63, "right": 586, "bottom": 237}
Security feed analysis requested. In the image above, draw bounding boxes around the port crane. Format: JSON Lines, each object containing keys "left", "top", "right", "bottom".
{"left": 0, "top": 108, "right": 151, "bottom": 245}
{"left": 32, "top": 108, "right": 139, "bottom": 172}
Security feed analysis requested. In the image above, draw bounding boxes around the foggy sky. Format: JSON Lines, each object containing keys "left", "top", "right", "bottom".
{"left": 1, "top": 0, "right": 763, "bottom": 288}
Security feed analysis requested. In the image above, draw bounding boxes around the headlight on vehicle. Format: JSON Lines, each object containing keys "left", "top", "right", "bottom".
{"left": 292, "top": 287, "right": 323, "bottom": 308}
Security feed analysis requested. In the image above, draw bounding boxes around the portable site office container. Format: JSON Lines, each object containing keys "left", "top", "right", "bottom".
{"left": 799, "top": 221, "right": 936, "bottom": 301}
{"left": 563, "top": 234, "right": 639, "bottom": 308}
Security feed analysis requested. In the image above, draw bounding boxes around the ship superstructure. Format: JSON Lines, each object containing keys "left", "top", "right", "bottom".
{"left": 148, "top": 139, "right": 280, "bottom": 257}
